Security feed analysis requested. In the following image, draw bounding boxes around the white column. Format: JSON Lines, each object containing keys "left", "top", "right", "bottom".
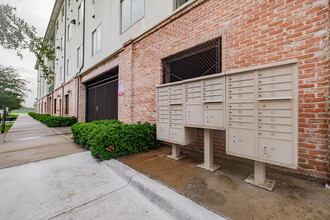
{"left": 166, "top": 144, "right": 185, "bottom": 160}
{"left": 244, "top": 161, "right": 275, "bottom": 190}
{"left": 204, "top": 128, "right": 213, "bottom": 169}
{"left": 254, "top": 161, "right": 266, "bottom": 184}
{"left": 172, "top": 144, "right": 180, "bottom": 158}
{"left": 197, "top": 129, "right": 220, "bottom": 172}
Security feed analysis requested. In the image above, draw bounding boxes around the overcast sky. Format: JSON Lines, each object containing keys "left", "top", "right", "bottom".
{"left": 0, "top": 0, "right": 55, "bottom": 107}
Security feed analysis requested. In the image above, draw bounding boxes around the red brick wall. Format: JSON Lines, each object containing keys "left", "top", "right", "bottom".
{"left": 63, "top": 79, "right": 78, "bottom": 117}
{"left": 118, "top": 0, "right": 329, "bottom": 178}
{"left": 35, "top": 0, "right": 328, "bottom": 178}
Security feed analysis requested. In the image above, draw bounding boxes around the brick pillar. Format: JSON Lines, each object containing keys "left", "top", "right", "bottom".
{"left": 78, "top": 76, "right": 86, "bottom": 122}
{"left": 118, "top": 40, "right": 135, "bottom": 124}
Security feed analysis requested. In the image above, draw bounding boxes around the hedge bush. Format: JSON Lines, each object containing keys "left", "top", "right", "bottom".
{"left": 28, "top": 112, "right": 77, "bottom": 127}
{"left": 71, "top": 120, "right": 159, "bottom": 160}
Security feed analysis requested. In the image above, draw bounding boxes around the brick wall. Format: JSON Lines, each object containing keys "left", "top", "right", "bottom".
{"left": 117, "top": 0, "right": 329, "bottom": 178}
{"left": 63, "top": 79, "right": 78, "bottom": 117}
{"left": 35, "top": 0, "right": 328, "bottom": 178}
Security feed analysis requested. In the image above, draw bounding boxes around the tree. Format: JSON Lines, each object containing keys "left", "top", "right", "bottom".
{"left": 0, "top": 65, "right": 30, "bottom": 111}
{"left": 0, "top": 4, "right": 55, "bottom": 84}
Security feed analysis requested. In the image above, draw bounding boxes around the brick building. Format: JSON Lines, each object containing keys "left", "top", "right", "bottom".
{"left": 36, "top": 0, "right": 329, "bottom": 179}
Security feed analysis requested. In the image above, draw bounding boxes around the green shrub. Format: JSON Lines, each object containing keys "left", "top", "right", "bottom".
{"left": 28, "top": 112, "right": 77, "bottom": 127}
{"left": 71, "top": 121, "right": 159, "bottom": 160}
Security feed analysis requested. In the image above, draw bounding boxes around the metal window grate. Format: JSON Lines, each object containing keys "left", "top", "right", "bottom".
{"left": 163, "top": 38, "right": 221, "bottom": 84}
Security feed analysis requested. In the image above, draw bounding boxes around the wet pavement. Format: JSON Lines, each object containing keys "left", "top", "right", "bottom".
{"left": 119, "top": 146, "right": 330, "bottom": 220}
{"left": 0, "top": 115, "right": 225, "bottom": 220}
{"left": 0, "top": 114, "right": 85, "bottom": 169}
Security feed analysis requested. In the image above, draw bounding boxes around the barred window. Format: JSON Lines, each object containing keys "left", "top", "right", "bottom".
{"left": 163, "top": 38, "right": 221, "bottom": 84}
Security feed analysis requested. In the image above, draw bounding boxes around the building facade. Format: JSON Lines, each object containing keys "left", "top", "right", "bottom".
{"left": 35, "top": 0, "right": 329, "bottom": 179}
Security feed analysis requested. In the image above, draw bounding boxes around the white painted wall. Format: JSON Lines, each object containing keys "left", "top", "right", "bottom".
{"left": 38, "top": 0, "right": 195, "bottom": 99}
{"left": 54, "top": 1, "right": 65, "bottom": 89}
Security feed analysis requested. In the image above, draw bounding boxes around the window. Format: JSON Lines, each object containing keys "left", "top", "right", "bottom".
{"left": 65, "top": 95, "right": 69, "bottom": 114}
{"left": 60, "top": 67, "right": 63, "bottom": 81}
{"left": 56, "top": 20, "right": 59, "bottom": 31}
{"left": 92, "top": 25, "right": 101, "bottom": 55}
{"left": 121, "top": 0, "right": 144, "bottom": 32}
{"left": 54, "top": 99, "right": 57, "bottom": 113}
{"left": 175, "top": 0, "right": 189, "bottom": 9}
{"left": 77, "top": 45, "right": 83, "bottom": 68}
{"left": 163, "top": 38, "right": 221, "bottom": 83}
{"left": 68, "top": 0, "right": 71, "bottom": 7}
{"left": 67, "top": 24, "right": 72, "bottom": 41}
{"left": 60, "top": 37, "right": 64, "bottom": 50}
{"left": 67, "top": 58, "right": 71, "bottom": 76}
{"left": 61, "top": 7, "right": 64, "bottom": 22}
{"left": 78, "top": 1, "right": 84, "bottom": 24}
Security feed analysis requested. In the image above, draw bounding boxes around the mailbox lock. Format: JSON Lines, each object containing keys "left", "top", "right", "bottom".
{"left": 263, "top": 104, "right": 266, "bottom": 107}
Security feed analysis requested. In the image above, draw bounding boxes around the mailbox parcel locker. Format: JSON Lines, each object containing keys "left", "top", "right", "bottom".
{"left": 225, "top": 64, "right": 298, "bottom": 168}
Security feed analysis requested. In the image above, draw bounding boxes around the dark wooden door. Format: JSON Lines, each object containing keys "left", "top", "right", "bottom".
{"left": 86, "top": 76, "right": 118, "bottom": 122}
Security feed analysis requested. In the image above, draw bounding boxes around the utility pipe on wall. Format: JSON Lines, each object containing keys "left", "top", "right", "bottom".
{"left": 76, "top": 0, "right": 85, "bottom": 120}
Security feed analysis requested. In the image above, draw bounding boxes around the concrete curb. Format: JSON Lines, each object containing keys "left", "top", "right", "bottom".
{"left": 103, "top": 160, "right": 228, "bottom": 220}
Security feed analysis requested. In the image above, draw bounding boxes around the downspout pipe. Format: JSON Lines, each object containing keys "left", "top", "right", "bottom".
{"left": 76, "top": 0, "right": 85, "bottom": 120}
{"left": 62, "top": 0, "right": 67, "bottom": 117}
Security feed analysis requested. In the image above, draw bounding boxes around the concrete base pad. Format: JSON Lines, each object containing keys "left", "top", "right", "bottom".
{"left": 166, "top": 154, "right": 186, "bottom": 161}
{"left": 197, "top": 163, "right": 221, "bottom": 172}
{"left": 244, "top": 174, "right": 276, "bottom": 191}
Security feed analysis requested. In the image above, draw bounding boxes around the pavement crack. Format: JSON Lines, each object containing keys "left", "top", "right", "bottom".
{"left": 47, "top": 173, "right": 137, "bottom": 220}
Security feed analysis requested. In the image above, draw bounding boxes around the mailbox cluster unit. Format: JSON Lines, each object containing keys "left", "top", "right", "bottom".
{"left": 156, "top": 61, "right": 298, "bottom": 189}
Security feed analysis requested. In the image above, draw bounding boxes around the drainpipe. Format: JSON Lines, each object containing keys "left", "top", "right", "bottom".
{"left": 51, "top": 91, "right": 54, "bottom": 116}
{"left": 62, "top": 0, "right": 67, "bottom": 117}
{"left": 76, "top": 0, "right": 85, "bottom": 120}
{"left": 61, "top": 84, "right": 64, "bottom": 116}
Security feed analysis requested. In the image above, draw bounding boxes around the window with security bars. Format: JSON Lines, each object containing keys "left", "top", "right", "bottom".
{"left": 163, "top": 38, "right": 221, "bottom": 84}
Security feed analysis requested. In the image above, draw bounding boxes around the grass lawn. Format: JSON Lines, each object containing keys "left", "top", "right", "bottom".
{"left": 0, "top": 124, "right": 13, "bottom": 132}
{"left": 8, "top": 114, "right": 19, "bottom": 119}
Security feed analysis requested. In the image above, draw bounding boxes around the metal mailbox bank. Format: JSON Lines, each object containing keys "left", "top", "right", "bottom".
{"left": 156, "top": 60, "right": 298, "bottom": 190}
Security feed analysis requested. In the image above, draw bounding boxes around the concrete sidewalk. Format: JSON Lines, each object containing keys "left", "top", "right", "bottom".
{"left": 0, "top": 114, "right": 85, "bottom": 168}
{"left": 0, "top": 115, "right": 226, "bottom": 219}
{"left": 0, "top": 151, "right": 225, "bottom": 220}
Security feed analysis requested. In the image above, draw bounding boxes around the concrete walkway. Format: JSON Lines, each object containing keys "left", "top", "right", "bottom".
{"left": 0, "top": 114, "right": 85, "bottom": 169}
{"left": 0, "top": 115, "right": 226, "bottom": 220}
